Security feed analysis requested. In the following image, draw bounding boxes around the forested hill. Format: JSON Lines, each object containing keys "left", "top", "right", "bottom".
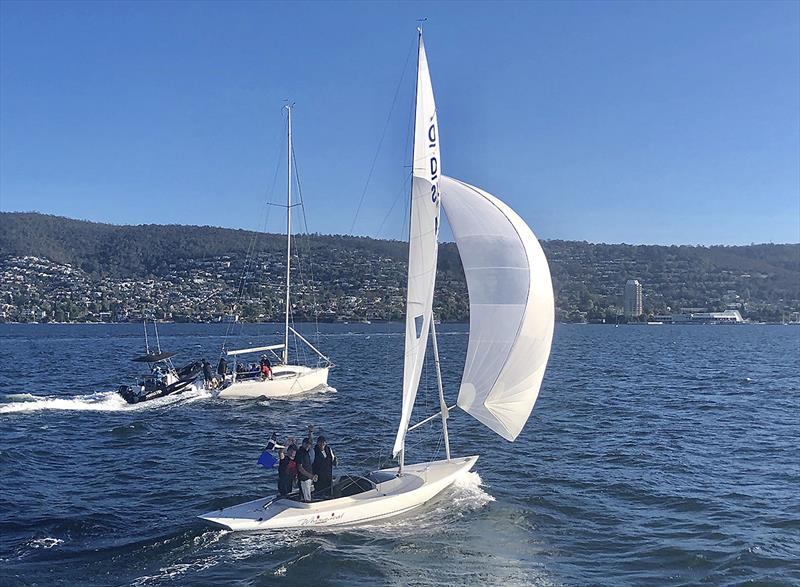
{"left": 0, "top": 212, "right": 419, "bottom": 276}
{"left": 1, "top": 212, "right": 798, "bottom": 323}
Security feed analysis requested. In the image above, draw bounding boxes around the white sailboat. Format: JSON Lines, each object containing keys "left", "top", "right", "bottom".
{"left": 218, "top": 106, "right": 332, "bottom": 399}
{"left": 199, "top": 30, "right": 553, "bottom": 530}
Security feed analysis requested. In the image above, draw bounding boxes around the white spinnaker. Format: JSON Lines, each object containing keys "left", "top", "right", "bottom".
{"left": 440, "top": 175, "right": 554, "bottom": 442}
{"left": 393, "top": 34, "right": 442, "bottom": 458}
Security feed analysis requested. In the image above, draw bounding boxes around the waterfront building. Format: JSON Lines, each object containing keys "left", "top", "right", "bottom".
{"left": 651, "top": 310, "right": 744, "bottom": 324}
{"left": 624, "top": 279, "right": 643, "bottom": 318}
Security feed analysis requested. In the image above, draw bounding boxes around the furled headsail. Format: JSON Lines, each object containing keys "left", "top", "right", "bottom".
{"left": 393, "top": 33, "right": 442, "bottom": 458}
{"left": 440, "top": 176, "right": 554, "bottom": 442}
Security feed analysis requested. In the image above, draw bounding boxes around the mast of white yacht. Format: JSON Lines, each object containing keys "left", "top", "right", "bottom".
{"left": 393, "top": 29, "right": 442, "bottom": 474}
{"left": 283, "top": 104, "right": 292, "bottom": 365}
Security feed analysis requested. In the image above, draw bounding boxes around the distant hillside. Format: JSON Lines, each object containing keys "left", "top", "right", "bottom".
{"left": 1, "top": 212, "right": 798, "bottom": 323}
{"left": 0, "top": 212, "right": 429, "bottom": 277}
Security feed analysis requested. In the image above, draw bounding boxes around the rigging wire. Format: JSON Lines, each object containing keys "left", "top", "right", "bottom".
{"left": 291, "top": 141, "right": 324, "bottom": 350}
{"left": 349, "top": 36, "right": 417, "bottom": 236}
{"left": 400, "top": 67, "right": 416, "bottom": 242}
{"left": 221, "top": 116, "right": 287, "bottom": 352}
{"left": 375, "top": 174, "right": 411, "bottom": 239}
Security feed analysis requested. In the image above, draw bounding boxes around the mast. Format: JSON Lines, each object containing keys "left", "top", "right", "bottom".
{"left": 398, "top": 29, "right": 423, "bottom": 476}
{"left": 283, "top": 104, "right": 292, "bottom": 365}
{"left": 396, "top": 26, "right": 441, "bottom": 474}
{"left": 431, "top": 319, "right": 450, "bottom": 460}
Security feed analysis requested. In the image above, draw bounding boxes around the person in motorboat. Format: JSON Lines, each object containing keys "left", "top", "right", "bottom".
{"left": 295, "top": 437, "right": 317, "bottom": 502}
{"left": 151, "top": 364, "right": 166, "bottom": 385}
{"left": 277, "top": 445, "right": 298, "bottom": 496}
{"left": 312, "top": 435, "right": 337, "bottom": 497}
{"left": 217, "top": 356, "right": 228, "bottom": 386}
{"left": 202, "top": 359, "right": 214, "bottom": 389}
{"left": 304, "top": 425, "right": 316, "bottom": 469}
{"left": 259, "top": 355, "right": 273, "bottom": 381}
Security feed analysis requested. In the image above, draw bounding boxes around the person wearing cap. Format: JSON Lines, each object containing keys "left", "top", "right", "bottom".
{"left": 312, "top": 435, "right": 336, "bottom": 497}
{"left": 277, "top": 445, "right": 298, "bottom": 496}
{"left": 295, "top": 437, "right": 316, "bottom": 502}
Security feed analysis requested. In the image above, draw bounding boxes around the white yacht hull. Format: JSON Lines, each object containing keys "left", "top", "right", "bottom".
{"left": 217, "top": 366, "right": 329, "bottom": 399}
{"left": 199, "top": 455, "right": 478, "bottom": 531}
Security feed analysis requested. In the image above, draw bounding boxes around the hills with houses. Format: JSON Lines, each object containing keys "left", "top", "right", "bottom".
{"left": 1, "top": 212, "right": 798, "bottom": 324}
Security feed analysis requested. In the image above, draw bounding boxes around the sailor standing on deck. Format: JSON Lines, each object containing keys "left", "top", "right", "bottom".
{"left": 312, "top": 436, "right": 336, "bottom": 497}
{"left": 277, "top": 445, "right": 297, "bottom": 496}
{"left": 259, "top": 355, "right": 273, "bottom": 381}
{"left": 216, "top": 356, "right": 227, "bottom": 385}
{"left": 295, "top": 437, "right": 317, "bottom": 502}
{"left": 202, "top": 359, "right": 214, "bottom": 389}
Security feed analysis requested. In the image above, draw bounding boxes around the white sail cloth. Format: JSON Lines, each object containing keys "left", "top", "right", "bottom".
{"left": 440, "top": 175, "right": 554, "bottom": 442}
{"left": 393, "top": 35, "right": 442, "bottom": 458}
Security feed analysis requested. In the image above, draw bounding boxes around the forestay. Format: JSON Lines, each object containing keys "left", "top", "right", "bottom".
{"left": 393, "top": 34, "right": 442, "bottom": 458}
{"left": 440, "top": 175, "right": 554, "bottom": 442}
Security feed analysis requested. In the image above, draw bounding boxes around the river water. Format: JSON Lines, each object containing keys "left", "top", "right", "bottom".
{"left": 1, "top": 323, "right": 798, "bottom": 586}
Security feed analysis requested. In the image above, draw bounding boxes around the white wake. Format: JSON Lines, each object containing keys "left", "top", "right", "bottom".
{"left": 0, "top": 386, "right": 211, "bottom": 414}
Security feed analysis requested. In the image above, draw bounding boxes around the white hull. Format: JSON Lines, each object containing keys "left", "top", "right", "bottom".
{"left": 199, "top": 455, "right": 478, "bottom": 531}
{"left": 217, "top": 366, "right": 329, "bottom": 399}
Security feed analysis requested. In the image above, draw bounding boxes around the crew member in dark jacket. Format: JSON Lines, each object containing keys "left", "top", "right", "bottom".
{"left": 277, "top": 445, "right": 297, "bottom": 496}
{"left": 216, "top": 356, "right": 227, "bottom": 384}
{"left": 312, "top": 435, "right": 336, "bottom": 497}
{"left": 202, "top": 359, "right": 214, "bottom": 389}
{"left": 295, "top": 437, "right": 316, "bottom": 502}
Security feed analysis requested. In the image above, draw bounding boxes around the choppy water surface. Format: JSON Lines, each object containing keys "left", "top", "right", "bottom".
{"left": 1, "top": 323, "right": 798, "bottom": 586}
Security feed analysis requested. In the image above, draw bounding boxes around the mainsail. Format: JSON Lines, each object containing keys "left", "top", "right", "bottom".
{"left": 440, "top": 175, "right": 554, "bottom": 442}
{"left": 393, "top": 33, "right": 441, "bottom": 458}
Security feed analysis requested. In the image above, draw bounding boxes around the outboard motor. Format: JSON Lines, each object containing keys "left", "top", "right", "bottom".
{"left": 118, "top": 385, "right": 138, "bottom": 404}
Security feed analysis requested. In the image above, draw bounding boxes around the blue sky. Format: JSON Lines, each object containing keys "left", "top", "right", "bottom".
{"left": 1, "top": 1, "right": 798, "bottom": 245}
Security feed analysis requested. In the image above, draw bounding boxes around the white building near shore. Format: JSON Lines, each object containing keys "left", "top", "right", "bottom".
{"left": 652, "top": 309, "right": 744, "bottom": 324}
{"left": 624, "top": 280, "right": 643, "bottom": 318}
